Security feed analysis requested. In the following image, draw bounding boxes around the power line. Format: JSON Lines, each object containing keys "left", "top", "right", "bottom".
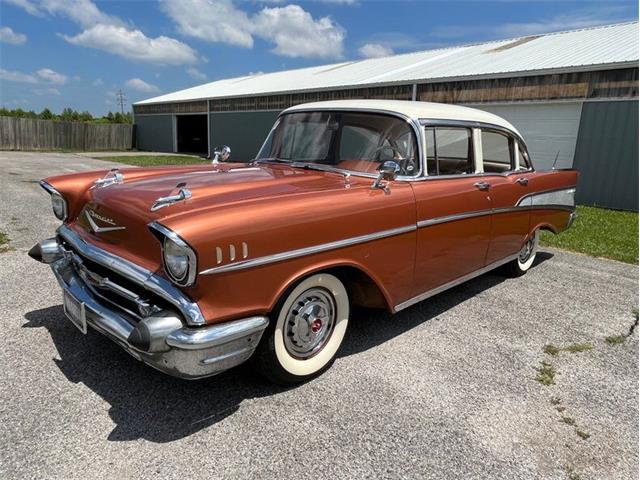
{"left": 116, "top": 89, "right": 127, "bottom": 115}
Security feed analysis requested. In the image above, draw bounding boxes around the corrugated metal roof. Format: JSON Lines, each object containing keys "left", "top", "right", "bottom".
{"left": 136, "top": 21, "right": 639, "bottom": 105}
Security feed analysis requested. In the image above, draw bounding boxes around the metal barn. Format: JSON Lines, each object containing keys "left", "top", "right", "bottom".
{"left": 133, "top": 22, "right": 639, "bottom": 211}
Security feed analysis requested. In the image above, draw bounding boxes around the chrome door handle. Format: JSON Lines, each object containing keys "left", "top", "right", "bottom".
{"left": 516, "top": 177, "right": 529, "bottom": 186}
{"left": 473, "top": 182, "right": 490, "bottom": 191}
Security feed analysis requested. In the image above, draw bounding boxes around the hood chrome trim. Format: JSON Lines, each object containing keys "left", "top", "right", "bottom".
{"left": 151, "top": 186, "right": 192, "bottom": 212}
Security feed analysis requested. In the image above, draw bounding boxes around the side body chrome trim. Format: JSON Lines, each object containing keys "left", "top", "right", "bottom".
{"left": 58, "top": 225, "right": 206, "bottom": 326}
{"left": 394, "top": 253, "right": 519, "bottom": 312}
{"left": 200, "top": 224, "right": 416, "bottom": 275}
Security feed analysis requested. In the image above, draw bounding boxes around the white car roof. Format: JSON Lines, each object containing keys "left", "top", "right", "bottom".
{"left": 284, "top": 100, "right": 521, "bottom": 137}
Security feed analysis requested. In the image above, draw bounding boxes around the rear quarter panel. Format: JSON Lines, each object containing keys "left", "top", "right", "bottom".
{"left": 526, "top": 169, "right": 579, "bottom": 233}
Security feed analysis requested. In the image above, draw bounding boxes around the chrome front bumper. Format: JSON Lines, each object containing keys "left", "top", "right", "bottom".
{"left": 31, "top": 235, "right": 269, "bottom": 380}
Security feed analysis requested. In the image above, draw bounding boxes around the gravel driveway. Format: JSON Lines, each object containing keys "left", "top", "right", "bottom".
{"left": 0, "top": 152, "right": 637, "bottom": 480}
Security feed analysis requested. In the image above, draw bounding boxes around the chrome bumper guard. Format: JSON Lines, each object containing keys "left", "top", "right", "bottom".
{"left": 32, "top": 236, "right": 269, "bottom": 380}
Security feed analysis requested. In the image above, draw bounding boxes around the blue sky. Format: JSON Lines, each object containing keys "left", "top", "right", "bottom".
{"left": 1, "top": 0, "right": 637, "bottom": 115}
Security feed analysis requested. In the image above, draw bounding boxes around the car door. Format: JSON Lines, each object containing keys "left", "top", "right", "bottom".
{"left": 410, "top": 126, "right": 492, "bottom": 298}
{"left": 479, "top": 129, "right": 535, "bottom": 264}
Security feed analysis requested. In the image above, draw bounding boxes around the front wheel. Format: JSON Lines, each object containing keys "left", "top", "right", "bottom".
{"left": 503, "top": 230, "right": 539, "bottom": 277}
{"left": 254, "top": 273, "right": 349, "bottom": 385}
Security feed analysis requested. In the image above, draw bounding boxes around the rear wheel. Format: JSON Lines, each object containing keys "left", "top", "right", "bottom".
{"left": 503, "top": 230, "right": 539, "bottom": 277}
{"left": 254, "top": 273, "right": 349, "bottom": 385}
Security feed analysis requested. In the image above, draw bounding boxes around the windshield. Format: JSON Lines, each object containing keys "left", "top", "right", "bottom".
{"left": 256, "top": 111, "right": 419, "bottom": 176}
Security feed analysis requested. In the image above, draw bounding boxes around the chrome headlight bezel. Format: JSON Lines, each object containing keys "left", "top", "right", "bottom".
{"left": 40, "top": 181, "right": 67, "bottom": 221}
{"left": 149, "top": 222, "right": 197, "bottom": 287}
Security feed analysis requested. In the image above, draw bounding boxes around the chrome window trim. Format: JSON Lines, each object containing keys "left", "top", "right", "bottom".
{"left": 149, "top": 222, "right": 198, "bottom": 287}
{"left": 200, "top": 224, "right": 416, "bottom": 276}
{"left": 57, "top": 225, "right": 206, "bottom": 326}
{"left": 419, "top": 118, "right": 535, "bottom": 172}
{"left": 271, "top": 107, "right": 425, "bottom": 181}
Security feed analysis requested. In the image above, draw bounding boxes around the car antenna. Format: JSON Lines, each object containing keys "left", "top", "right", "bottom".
{"left": 551, "top": 150, "right": 560, "bottom": 170}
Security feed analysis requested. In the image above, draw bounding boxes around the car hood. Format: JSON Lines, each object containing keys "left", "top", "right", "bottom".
{"left": 72, "top": 163, "right": 351, "bottom": 270}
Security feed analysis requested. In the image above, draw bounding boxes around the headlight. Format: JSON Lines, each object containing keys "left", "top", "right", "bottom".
{"left": 51, "top": 192, "right": 67, "bottom": 220}
{"left": 150, "top": 224, "right": 197, "bottom": 286}
{"left": 164, "top": 237, "right": 190, "bottom": 281}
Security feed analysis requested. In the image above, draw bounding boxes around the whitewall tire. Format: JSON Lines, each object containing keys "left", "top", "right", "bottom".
{"left": 254, "top": 273, "right": 349, "bottom": 384}
{"left": 504, "top": 230, "right": 539, "bottom": 277}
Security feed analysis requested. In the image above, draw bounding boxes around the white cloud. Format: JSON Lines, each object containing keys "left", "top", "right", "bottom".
{"left": 4, "top": 0, "right": 42, "bottom": 16}
{"left": 64, "top": 24, "right": 199, "bottom": 65}
{"left": 9, "top": 0, "right": 199, "bottom": 66}
{"left": 0, "top": 68, "right": 38, "bottom": 84}
{"left": 161, "top": 0, "right": 345, "bottom": 59}
{"left": 125, "top": 78, "right": 160, "bottom": 93}
{"left": 40, "top": 0, "right": 124, "bottom": 28}
{"left": 358, "top": 43, "right": 394, "bottom": 58}
{"left": 254, "top": 5, "right": 345, "bottom": 58}
{"left": 187, "top": 67, "right": 207, "bottom": 81}
{"left": 0, "top": 27, "right": 27, "bottom": 45}
{"left": 161, "top": 0, "right": 254, "bottom": 48}
{"left": 92, "top": 78, "right": 104, "bottom": 87}
{"left": 34, "top": 87, "right": 61, "bottom": 96}
{"left": 36, "top": 68, "right": 67, "bottom": 85}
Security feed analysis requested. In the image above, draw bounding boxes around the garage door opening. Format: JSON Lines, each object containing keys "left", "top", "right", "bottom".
{"left": 176, "top": 114, "right": 208, "bottom": 155}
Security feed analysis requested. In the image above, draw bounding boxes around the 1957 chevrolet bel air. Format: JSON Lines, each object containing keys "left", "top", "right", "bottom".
{"left": 30, "top": 100, "right": 578, "bottom": 384}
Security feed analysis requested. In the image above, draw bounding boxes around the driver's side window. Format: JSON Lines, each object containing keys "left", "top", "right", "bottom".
{"left": 336, "top": 113, "right": 418, "bottom": 176}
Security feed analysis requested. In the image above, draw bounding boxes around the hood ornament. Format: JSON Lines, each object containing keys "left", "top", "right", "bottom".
{"left": 151, "top": 183, "right": 192, "bottom": 212}
{"left": 85, "top": 209, "right": 126, "bottom": 233}
{"left": 93, "top": 169, "right": 124, "bottom": 188}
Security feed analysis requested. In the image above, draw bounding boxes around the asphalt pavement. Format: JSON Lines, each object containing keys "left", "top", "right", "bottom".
{"left": 0, "top": 151, "right": 637, "bottom": 480}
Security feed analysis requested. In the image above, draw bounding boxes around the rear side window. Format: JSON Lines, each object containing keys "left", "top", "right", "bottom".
{"left": 481, "top": 131, "right": 513, "bottom": 173}
{"left": 425, "top": 127, "right": 474, "bottom": 175}
{"left": 517, "top": 142, "right": 531, "bottom": 170}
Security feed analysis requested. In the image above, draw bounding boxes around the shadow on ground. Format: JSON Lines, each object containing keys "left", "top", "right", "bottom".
{"left": 23, "top": 253, "right": 553, "bottom": 443}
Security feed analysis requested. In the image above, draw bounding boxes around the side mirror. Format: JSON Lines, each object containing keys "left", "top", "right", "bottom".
{"left": 212, "top": 145, "right": 231, "bottom": 165}
{"left": 372, "top": 160, "right": 400, "bottom": 190}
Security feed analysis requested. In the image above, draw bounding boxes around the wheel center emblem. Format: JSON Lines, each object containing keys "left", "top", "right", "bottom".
{"left": 311, "top": 318, "right": 322, "bottom": 333}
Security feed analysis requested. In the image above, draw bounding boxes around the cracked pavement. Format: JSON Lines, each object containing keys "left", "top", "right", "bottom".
{"left": 0, "top": 152, "right": 638, "bottom": 479}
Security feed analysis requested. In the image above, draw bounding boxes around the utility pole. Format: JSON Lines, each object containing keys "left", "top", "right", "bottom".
{"left": 116, "top": 89, "right": 126, "bottom": 115}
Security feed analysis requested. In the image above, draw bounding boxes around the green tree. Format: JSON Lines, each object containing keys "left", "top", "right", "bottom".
{"left": 80, "top": 111, "right": 93, "bottom": 122}
{"left": 39, "top": 108, "right": 54, "bottom": 120}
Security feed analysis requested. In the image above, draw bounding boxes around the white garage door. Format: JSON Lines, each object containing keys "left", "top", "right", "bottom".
{"left": 474, "top": 102, "right": 583, "bottom": 170}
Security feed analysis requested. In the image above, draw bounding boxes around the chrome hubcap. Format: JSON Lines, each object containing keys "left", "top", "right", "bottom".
{"left": 519, "top": 234, "right": 536, "bottom": 263}
{"left": 283, "top": 288, "right": 336, "bottom": 359}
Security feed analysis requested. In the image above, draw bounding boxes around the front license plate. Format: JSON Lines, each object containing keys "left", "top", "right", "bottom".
{"left": 63, "top": 290, "right": 87, "bottom": 334}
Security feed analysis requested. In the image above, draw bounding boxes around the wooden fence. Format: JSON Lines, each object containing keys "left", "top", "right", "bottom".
{"left": 0, "top": 116, "right": 133, "bottom": 151}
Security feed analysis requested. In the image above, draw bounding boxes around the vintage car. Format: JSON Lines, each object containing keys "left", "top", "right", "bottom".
{"left": 29, "top": 100, "right": 578, "bottom": 384}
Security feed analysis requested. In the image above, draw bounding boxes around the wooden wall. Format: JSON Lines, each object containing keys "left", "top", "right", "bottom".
{"left": 0, "top": 117, "right": 133, "bottom": 151}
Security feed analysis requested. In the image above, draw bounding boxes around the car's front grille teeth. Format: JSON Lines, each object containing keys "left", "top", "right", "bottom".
{"left": 60, "top": 240, "right": 169, "bottom": 321}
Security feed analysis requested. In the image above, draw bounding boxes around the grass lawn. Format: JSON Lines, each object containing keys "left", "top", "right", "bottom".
{"left": 540, "top": 205, "right": 638, "bottom": 264}
{"left": 99, "top": 155, "right": 208, "bottom": 167}
{"left": 0, "top": 231, "right": 10, "bottom": 253}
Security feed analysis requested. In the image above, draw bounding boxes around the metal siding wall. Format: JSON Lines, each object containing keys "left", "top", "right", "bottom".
{"left": 475, "top": 103, "right": 582, "bottom": 169}
{"left": 135, "top": 115, "right": 174, "bottom": 152}
{"left": 573, "top": 100, "right": 639, "bottom": 211}
{"left": 210, "top": 111, "right": 280, "bottom": 162}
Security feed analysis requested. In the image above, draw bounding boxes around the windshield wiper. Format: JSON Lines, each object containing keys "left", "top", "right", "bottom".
{"left": 252, "top": 158, "right": 291, "bottom": 165}
{"left": 290, "top": 162, "right": 350, "bottom": 178}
